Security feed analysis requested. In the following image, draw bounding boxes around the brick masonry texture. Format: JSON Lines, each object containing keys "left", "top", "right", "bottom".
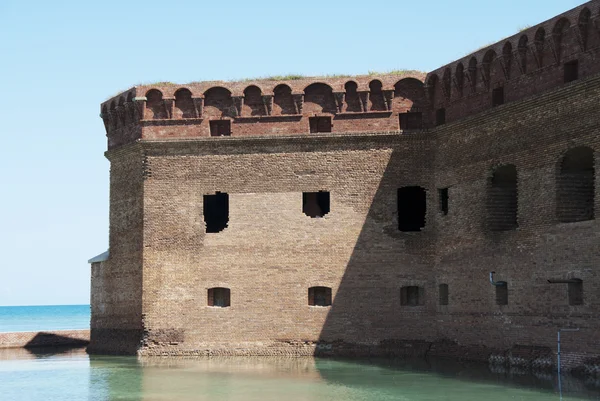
{"left": 91, "top": 1, "right": 600, "bottom": 372}
{"left": 0, "top": 330, "right": 89, "bottom": 349}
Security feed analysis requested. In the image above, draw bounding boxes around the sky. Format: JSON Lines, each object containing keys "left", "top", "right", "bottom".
{"left": 0, "top": 0, "right": 586, "bottom": 306}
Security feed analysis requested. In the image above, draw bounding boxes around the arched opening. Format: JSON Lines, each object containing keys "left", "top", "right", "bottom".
{"left": 303, "top": 83, "right": 336, "bottom": 114}
{"left": 243, "top": 85, "right": 265, "bottom": 116}
{"left": 344, "top": 81, "right": 361, "bottom": 112}
{"left": 557, "top": 147, "right": 595, "bottom": 223}
{"left": 302, "top": 191, "right": 330, "bottom": 218}
{"left": 203, "top": 87, "right": 234, "bottom": 118}
{"left": 145, "top": 89, "right": 167, "bottom": 120}
{"left": 174, "top": 88, "right": 195, "bottom": 119}
{"left": 468, "top": 57, "right": 478, "bottom": 92}
{"left": 273, "top": 84, "right": 295, "bottom": 115}
{"left": 518, "top": 35, "right": 529, "bottom": 74}
{"left": 482, "top": 50, "right": 497, "bottom": 90}
{"left": 426, "top": 74, "right": 439, "bottom": 106}
{"left": 553, "top": 18, "right": 571, "bottom": 63}
{"left": 208, "top": 287, "right": 231, "bottom": 307}
{"left": 203, "top": 192, "right": 229, "bottom": 233}
{"left": 455, "top": 63, "right": 464, "bottom": 97}
{"left": 579, "top": 8, "right": 592, "bottom": 50}
{"left": 442, "top": 68, "right": 451, "bottom": 99}
{"left": 397, "top": 186, "right": 426, "bottom": 232}
{"left": 368, "top": 80, "right": 386, "bottom": 111}
{"left": 534, "top": 28, "right": 546, "bottom": 68}
{"left": 488, "top": 164, "right": 518, "bottom": 231}
{"left": 393, "top": 78, "right": 426, "bottom": 111}
{"left": 502, "top": 42, "right": 513, "bottom": 79}
{"left": 308, "top": 286, "right": 332, "bottom": 307}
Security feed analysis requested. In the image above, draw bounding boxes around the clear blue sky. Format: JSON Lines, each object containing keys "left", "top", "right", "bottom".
{"left": 0, "top": 0, "right": 585, "bottom": 306}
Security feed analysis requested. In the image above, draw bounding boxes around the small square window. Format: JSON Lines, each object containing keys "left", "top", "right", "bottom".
{"left": 208, "top": 287, "right": 231, "bottom": 307}
{"left": 568, "top": 279, "right": 583, "bottom": 306}
{"left": 309, "top": 117, "right": 332, "bottom": 133}
{"left": 436, "top": 108, "right": 446, "bottom": 126}
{"left": 564, "top": 60, "right": 579, "bottom": 83}
{"left": 492, "top": 87, "right": 504, "bottom": 107}
{"left": 399, "top": 112, "right": 423, "bottom": 130}
{"left": 496, "top": 284, "right": 508, "bottom": 305}
{"left": 309, "top": 287, "right": 332, "bottom": 306}
{"left": 401, "top": 286, "right": 424, "bottom": 306}
{"left": 303, "top": 191, "right": 330, "bottom": 218}
{"left": 210, "top": 120, "right": 231, "bottom": 136}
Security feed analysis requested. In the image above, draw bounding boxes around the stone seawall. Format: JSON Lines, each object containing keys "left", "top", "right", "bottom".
{"left": 0, "top": 330, "right": 90, "bottom": 349}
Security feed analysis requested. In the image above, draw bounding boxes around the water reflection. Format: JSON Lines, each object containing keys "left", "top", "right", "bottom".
{"left": 1, "top": 349, "right": 600, "bottom": 401}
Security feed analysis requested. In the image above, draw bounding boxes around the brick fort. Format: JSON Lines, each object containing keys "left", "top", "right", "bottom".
{"left": 89, "top": 1, "right": 600, "bottom": 371}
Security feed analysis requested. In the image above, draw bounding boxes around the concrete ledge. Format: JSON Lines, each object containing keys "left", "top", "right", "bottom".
{"left": 0, "top": 330, "right": 90, "bottom": 349}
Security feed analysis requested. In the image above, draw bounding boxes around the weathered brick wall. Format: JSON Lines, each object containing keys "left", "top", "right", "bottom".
{"left": 91, "top": 0, "right": 600, "bottom": 367}
{"left": 88, "top": 145, "right": 145, "bottom": 354}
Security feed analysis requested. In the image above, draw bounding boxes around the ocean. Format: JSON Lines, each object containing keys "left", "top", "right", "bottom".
{"left": 0, "top": 305, "right": 90, "bottom": 333}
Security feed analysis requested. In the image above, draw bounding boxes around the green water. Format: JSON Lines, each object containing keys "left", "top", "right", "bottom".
{"left": 0, "top": 348, "right": 598, "bottom": 401}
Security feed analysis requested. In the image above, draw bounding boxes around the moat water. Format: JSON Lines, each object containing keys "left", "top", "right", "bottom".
{"left": 1, "top": 348, "right": 599, "bottom": 401}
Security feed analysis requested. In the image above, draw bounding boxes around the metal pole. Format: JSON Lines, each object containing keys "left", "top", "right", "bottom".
{"left": 557, "top": 328, "right": 580, "bottom": 401}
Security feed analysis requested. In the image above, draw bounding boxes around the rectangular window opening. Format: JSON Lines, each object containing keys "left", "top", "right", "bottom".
{"left": 401, "top": 286, "right": 424, "bottom": 306}
{"left": 438, "top": 188, "right": 449, "bottom": 216}
{"left": 302, "top": 191, "right": 330, "bottom": 218}
{"left": 399, "top": 112, "right": 423, "bottom": 130}
{"left": 439, "top": 284, "right": 449, "bottom": 306}
{"left": 210, "top": 120, "right": 231, "bottom": 136}
{"left": 564, "top": 60, "right": 579, "bottom": 83}
{"left": 309, "top": 117, "right": 332, "bottom": 133}
{"left": 203, "top": 192, "right": 229, "bottom": 233}
{"left": 492, "top": 87, "right": 504, "bottom": 107}
{"left": 568, "top": 279, "right": 583, "bottom": 306}
{"left": 436, "top": 108, "right": 446, "bottom": 126}
{"left": 496, "top": 284, "right": 508, "bottom": 305}
{"left": 208, "top": 287, "right": 231, "bottom": 307}
{"left": 308, "top": 287, "right": 332, "bottom": 306}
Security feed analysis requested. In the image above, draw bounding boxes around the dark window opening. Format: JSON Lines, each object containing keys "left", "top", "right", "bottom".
{"left": 303, "top": 191, "right": 330, "bottom": 218}
{"left": 309, "top": 117, "right": 332, "bottom": 133}
{"left": 308, "top": 286, "right": 332, "bottom": 306}
{"left": 204, "top": 192, "right": 229, "bottom": 233}
{"left": 210, "top": 120, "right": 231, "bottom": 136}
{"left": 569, "top": 279, "right": 583, "bottom": 306}
{"left": 439, "top": 284, "right": 449, "bottom": 306}
{"left": 208, "top": 287, "right": 231, "bottom": 307}
{"left": 492, "top": 87, "right": 505, "bottom": 107}
{"left": 557, "top": 147, "right": 595, "bottom": 223}
{"left": 399, "top": 112, "right": 423, "bottom": 130}
{"left": 439, "top": 188, "right": 449, "bottom": 216}
{"left": 496, "top": 283, "right": 508, "bottom": 305}
{"left": 398, "top": 186, "right": 426, "bottom": 232}
{"left": 488, "top": 165, "right": 518, "bottom": 231}
{"left": 436, "top": 108, "right": 446, "bottom": 126}
{"left": 401, "top": 286, "right": 425, "bottom": 306}
{"left": 564, "top": 60, "right": 579, "bottom": 83}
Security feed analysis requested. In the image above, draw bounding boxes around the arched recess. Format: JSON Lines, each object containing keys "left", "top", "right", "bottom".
{"left": 552, "top": 18, "right": 571, "bottom": 63}
{"left": 243, "top": 85, "right": 265, "bottom": 116}
{"left": 368, "top": 80, "right": 386, "bottom": 111}
{"left": 468, "top": 57, "right": 478, "bottom": 92}
{"left": 145, "top": 89, "right": 167, "bottom": 120}
{"left": 303, "top": 83, "right": 336, "bottom": 114}
{"left": 455, "top": 63, "right": 464, "bottom": 97}
{"left": 534, "top": 28, "right": 546, "bottom": 68}
{"left": 578, "top": 8, "right": 592, "bottom": 50}
{"left": 442, "top": 68, "right": 451, "bottom": 99}
{"left": 109, "top": 100, "right": 118, "bottom": 129}
{"left": 393, "top": 78, "right": 427, "bottom": 113}
{"left": 488, "top": 164, "right": 518, "bottom": 231}
{"left": 482, "top": 50, "right": 497, "bottom": 90}
{"left": 518, "top": 35, "right": 529, "bottom": 74}
{"left": 174, "top": 88, "right": 195, "bottom": 119}
{"left": 273, "top": 84, "right": 295, "bottom": 115}
{"left": 502, "top": 42, "right": 513, "bottom": 79}
{"left": 203, "top": 87, "right": 234, "bottom": 118}
{"left": 426, "top": 74, "right": 439, "bottom": 106}
{"left": 557, "top": 147, "right": 595, "bottom": 223}
{"left": 344, "top": 81, "right": 362, "bottom": 112}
